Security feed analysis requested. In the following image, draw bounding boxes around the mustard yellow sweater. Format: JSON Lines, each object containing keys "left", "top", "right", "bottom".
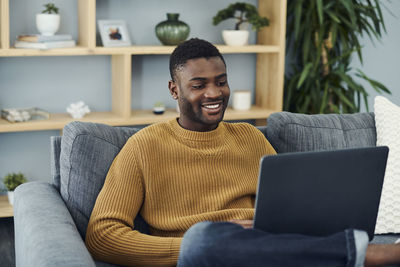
{"left": 86, "top": 119, "right": 276, "bottom": 266}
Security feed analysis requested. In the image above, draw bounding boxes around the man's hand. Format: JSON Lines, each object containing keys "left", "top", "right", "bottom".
{"left": 228, "top": 219, "right": 253, "bottom": 229}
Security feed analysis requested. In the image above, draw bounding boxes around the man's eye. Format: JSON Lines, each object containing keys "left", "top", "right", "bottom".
{"left": 192, "top": 84, "right": 204, "bottom": 89}
{"left": 217, "top": 81, "right": 227, "bottom": 86}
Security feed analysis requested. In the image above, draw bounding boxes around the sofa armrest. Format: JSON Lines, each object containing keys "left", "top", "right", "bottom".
{"left": 14, "top": 181, "right": 96, "bottom": 267}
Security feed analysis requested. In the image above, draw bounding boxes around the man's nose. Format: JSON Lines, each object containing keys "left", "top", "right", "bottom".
{"left": 204, "top": 85, "right": 222, "bottom": 99}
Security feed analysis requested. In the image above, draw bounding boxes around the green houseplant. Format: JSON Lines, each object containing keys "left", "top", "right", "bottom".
{"left": 42, "top": 3, "right": 59, "bottom": 14}
{"left": 3, "top": 172, "right": 27, "bottom": 205}
{"left": 284, "top": 0, "right": 390, "bottom": 114}
{"left": 213, "top": 2, "right": 270, "bottom": 46}
{"left": 36, "top": 3, "right": 60, "bottom": 36}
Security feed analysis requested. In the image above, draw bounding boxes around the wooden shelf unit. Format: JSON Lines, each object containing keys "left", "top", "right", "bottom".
{"left": 0, "top": 0, "right": 287, "bottom": 132}
{"left": 0, "top": 195, "right": 13, "bottom": 218}
{"left": 0, "top": 45, "right": 280, "bottom": 57}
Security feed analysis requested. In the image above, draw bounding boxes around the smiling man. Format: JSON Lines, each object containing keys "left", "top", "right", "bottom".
{"left": 86, "top": 38, "right": 274, "bottom": 266}
{"left": 85, "top": 38, "right": 400, "bottom": 267}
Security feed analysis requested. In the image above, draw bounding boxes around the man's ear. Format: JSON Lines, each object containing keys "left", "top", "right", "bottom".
{"left": 168, "top": 80, "right": 179, "bottom": 100}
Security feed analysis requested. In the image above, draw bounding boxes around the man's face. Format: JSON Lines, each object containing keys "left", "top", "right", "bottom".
{"left": 169, "top": 57, "right": 230, "bottom": 132}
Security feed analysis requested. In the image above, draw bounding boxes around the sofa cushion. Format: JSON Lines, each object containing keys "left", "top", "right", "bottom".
{"left": 266, "top": 112, "right": 376, "bottom": 153}
{"left": 60, "top": 121, "right": 148, "bottom": 238}
{"left": 374, "top": 96, "right": 400, "bottom": 234}
{"left": 50, "top": 136, "right": 62, "bottom": 190}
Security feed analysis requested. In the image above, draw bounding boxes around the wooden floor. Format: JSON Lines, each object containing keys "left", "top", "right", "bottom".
{"left": 0, "top": 217, "right": 15, "bottom": 267}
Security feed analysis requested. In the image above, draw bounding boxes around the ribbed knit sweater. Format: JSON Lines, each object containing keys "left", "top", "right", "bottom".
{"left": 86, "top": 119, "right": 276, "bottom": 266}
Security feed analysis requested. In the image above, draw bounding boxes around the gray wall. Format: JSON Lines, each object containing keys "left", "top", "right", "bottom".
{"left": 0, "top": 0, "right": 399, "bottom": 183}
{"left": 351, "top": 2, "right": 400, "bottom": 112}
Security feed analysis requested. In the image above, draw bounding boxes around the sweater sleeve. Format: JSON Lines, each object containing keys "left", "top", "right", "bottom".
{"left": 85, "top": 139, "right": 182, "bottom": 267}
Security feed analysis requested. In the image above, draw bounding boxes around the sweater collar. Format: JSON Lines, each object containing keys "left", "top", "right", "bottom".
{"left": 168, "top": 118, "right": 225, "bottom": 142}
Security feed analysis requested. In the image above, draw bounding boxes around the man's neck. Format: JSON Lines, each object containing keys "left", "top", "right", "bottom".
{"left": 177, "top": 117, "right": 219, "bottom": 132}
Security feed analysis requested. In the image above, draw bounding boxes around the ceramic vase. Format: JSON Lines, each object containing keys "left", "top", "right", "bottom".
{"left": 155, "top": 13, "right": 190, "bottom": 45}
{"left": 36, "top": 13, "right": 60, "bottom": 36}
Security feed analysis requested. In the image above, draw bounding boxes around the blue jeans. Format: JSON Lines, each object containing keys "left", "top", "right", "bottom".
{"left": 177, "top": 222, "right": 368, "bottom": 267}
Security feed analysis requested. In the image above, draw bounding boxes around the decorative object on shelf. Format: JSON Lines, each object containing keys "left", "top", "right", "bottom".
{"left": 284, "top": 1, "right": 390, "bottom": 114}
{"left": 66, "top": 101, "right": 91, "bottom": 119}
{"left": 155, "top": 13, "right": 190, "bottom": 45}
{"left": 213, "top": 2, "right": 269, "bottom": 46}
{"left": 14, "top": 40, "right": 76, "bottom": 50}
{"left": 1, "top": 107, "right": 50, "bottom": 122}
{"left": 98, "top": 20, "right": 131, "bottom": 47}
{"left": 153, "top": 101, "right": 166, "bottom": 115}
{"left": 15, "top": 30, "right": 75, "bottom": 50}
{"left": 36, "top": 3, "right": 60, "bottom": 36}
{"left": 2, "top": 172, "right": 27, "bottom": 205}
{"left": 232, "top": 90, "right": 251, "bottom": 111}
{"left": 17, "top": 34, "right": 72, "bottom": 43}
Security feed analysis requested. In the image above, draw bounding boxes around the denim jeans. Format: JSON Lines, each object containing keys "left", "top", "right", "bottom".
{"left": 177, "top": 222, "right": 368, "bottom": 267}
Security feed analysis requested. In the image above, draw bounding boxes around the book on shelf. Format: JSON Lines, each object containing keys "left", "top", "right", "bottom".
{"left": 16, "top": 34, "right": 72, "bottom": 43}
{"left": 14, "top": 40, "right": 76, "bottom": 50}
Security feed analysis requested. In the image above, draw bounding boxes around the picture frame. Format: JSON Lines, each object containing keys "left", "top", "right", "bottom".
{"left": 98, "top": 20, "right": 132, "bottom": 47}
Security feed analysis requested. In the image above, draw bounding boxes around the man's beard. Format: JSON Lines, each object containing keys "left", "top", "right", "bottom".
{"left": 179, "top": 96, "right": 227, "bottom": 126}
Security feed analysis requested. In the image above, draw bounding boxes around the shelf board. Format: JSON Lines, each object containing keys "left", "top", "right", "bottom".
{"left": 0, "top": 106, "right": 277, "bottom": 133}
{"left": 0, "top": 44, "right": 281, "bottom": 57}
{"left": 0, "top": 111, "right": 123, "bottom": 132}
{"left": 95, "top": 45, "right": 281, "bottom": 55}
{"left": 0, "top": 46, "right": 96, "bottom": 57}
{"left": 0, "top": 195, "right": 13, "bottom": 218}
{"left": 224, "top": 106, "right": 277, "bottom": 120}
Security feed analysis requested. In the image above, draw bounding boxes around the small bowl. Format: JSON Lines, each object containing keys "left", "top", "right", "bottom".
{"left": 153, "top": 106, "right": 165, "bottom": 115}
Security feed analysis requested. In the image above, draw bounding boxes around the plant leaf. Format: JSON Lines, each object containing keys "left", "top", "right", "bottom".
{"left": 296, "top": 63, "right": 313, "bottom": 88}
{"left": 316, "top": 0, "right": 323, "bottom": 25}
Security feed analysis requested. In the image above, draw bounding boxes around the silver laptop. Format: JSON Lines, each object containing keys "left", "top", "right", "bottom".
{"left": 253, "top": 146, "right": 388, "bottom": 240}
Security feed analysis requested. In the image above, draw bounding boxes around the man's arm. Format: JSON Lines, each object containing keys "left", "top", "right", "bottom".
{"left": 85, "top": 140, "right": 182, "bottom": 267}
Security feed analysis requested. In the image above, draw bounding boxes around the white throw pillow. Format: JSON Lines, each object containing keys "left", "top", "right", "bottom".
{"left": 374, "top": 96, "right": 400, "bottom": 234}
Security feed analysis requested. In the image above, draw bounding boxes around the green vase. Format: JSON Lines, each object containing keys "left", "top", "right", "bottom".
{"left": 155, "top": 13, "right": 190, "bottom": 46}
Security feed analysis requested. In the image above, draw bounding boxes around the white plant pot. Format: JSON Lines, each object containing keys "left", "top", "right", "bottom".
{"left": 222, "top": 30, "right": 249, "bottom": 46}
{"left": 7, "top": 191, "right": 14, "bottom": 206}
{"left": 36, "top": 14, "right": 60, "bottom": 36}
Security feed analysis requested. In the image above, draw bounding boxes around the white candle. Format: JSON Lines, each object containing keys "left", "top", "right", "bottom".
{"left": 233, "top": 90, "right": 251, "bottom": 111}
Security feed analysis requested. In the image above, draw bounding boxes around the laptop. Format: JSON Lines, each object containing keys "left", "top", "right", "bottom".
{"left": 253, "top": 146, "right": 388, "bottom": 241}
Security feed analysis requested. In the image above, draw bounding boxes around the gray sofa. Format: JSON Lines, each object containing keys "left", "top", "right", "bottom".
{"left": 14, "top": 112, "right": 400, "bottom": 267}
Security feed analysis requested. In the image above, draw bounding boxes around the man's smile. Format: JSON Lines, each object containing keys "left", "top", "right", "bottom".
{"left": 201, "top": 100, "right": 224, "bottom": 114}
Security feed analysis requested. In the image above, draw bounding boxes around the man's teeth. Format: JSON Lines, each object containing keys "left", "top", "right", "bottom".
{"left": 204, "top": 104, "right": 220, "bottom": 109}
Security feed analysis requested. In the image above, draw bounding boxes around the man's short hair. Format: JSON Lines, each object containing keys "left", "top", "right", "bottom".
{"left": 169, "top": 38, "right": 226, "bottom": 81}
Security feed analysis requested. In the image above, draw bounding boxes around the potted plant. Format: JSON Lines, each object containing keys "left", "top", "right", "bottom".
{"left": 284, "top": 1, "right": 390, "bottom": 114}
{"left": 3, "top": 172, "right": 27, "bottom": 205}
{"left": 36, "top": 3, "right": 60, "bottom": 36}
{"left": 213, "top": 2, "right": 269, "bottom": 46}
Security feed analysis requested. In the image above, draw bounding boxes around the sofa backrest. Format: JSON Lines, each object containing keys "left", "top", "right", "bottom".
{"left": 265, "top": 112, "right": 376, "bottom": 153}
{"left": 57, "top": 121, "right": 148, "bottom": 239}
{"left": 50, "top": 136, "right": 62, "bottom": 190}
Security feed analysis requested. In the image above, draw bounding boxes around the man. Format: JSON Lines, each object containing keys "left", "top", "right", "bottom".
{"left": 86, "top": 38, "right": 400, "bottom": 267}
